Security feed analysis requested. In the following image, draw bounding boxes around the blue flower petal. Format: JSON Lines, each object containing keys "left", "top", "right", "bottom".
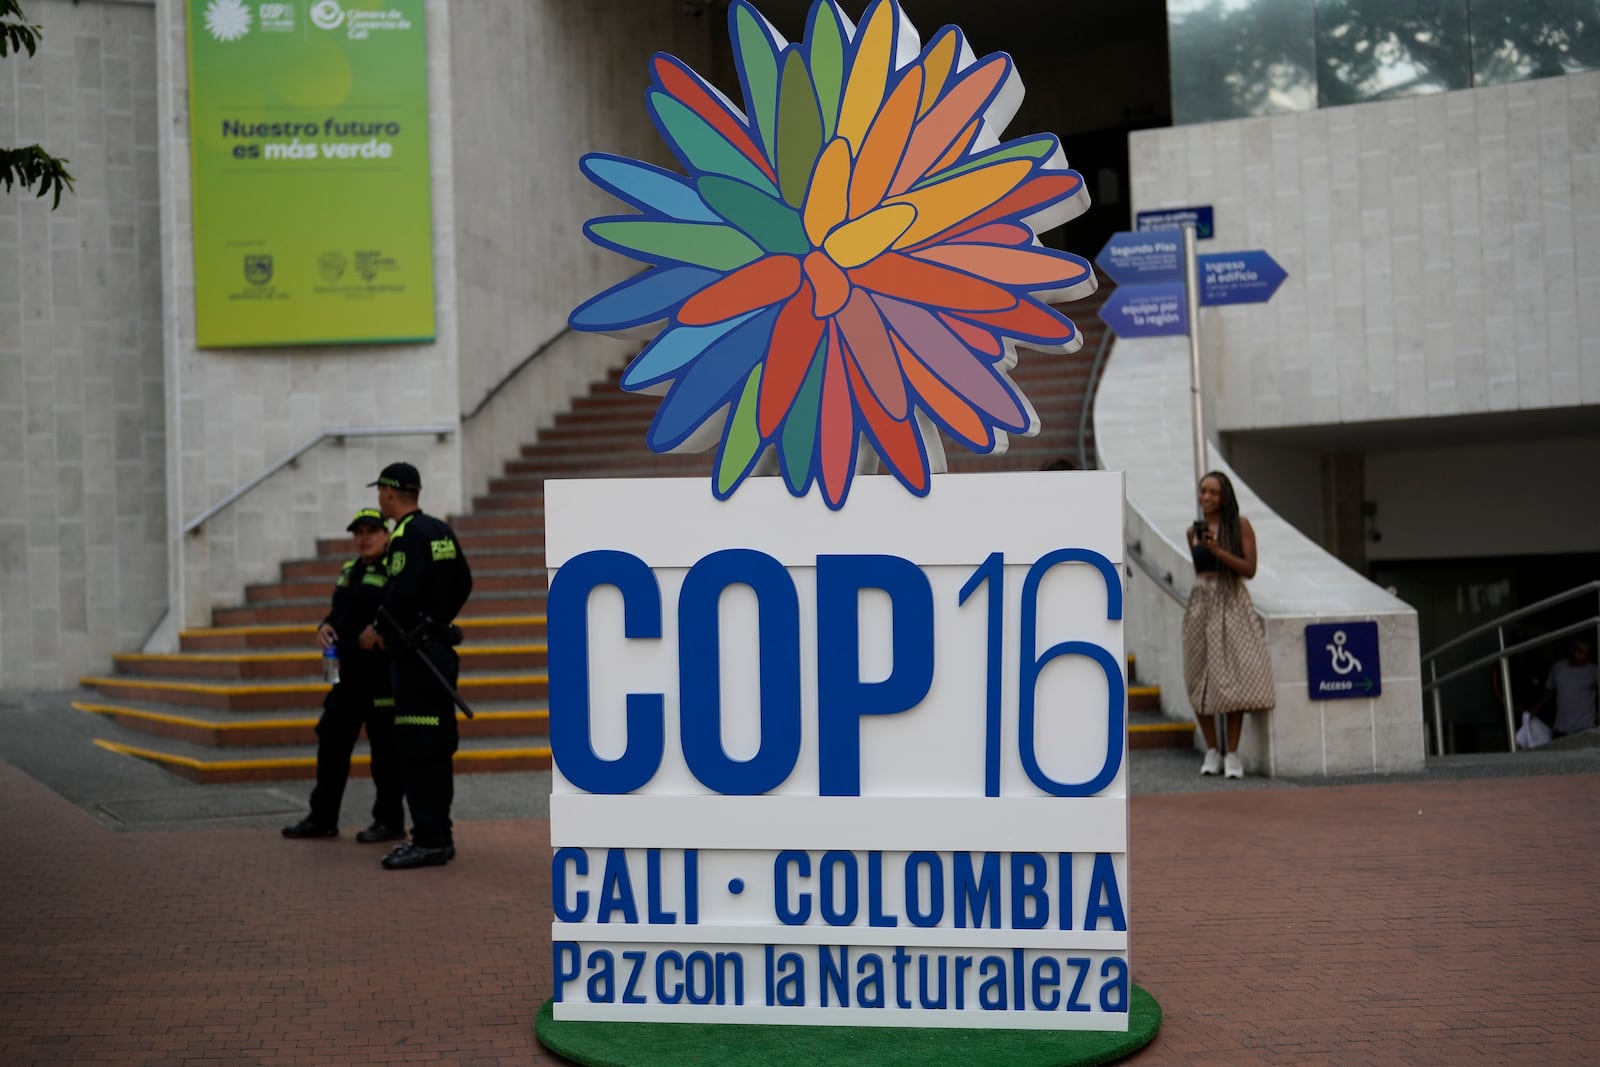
{"left": 646, "top": 306, "right": 780, "bottom": 450}
{"left": 581, "top": 155, "right": 723, "bottom": 223}
{"left": 569, "top": 265, "right": 722, "bottom": 332}
{"left": 622, "top": 310, "right": 760, "bottom": 390}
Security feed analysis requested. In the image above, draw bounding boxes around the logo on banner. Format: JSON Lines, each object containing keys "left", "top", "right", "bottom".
{"left": 309, "top": 0, "right": 345, "bottom": 31}
{"left": 202, "top": 0, "right": 252, "bottom": 41}
{"left": 570, "top": 0, "right": 1098, "bottom": 510}
{"left": 243, "top": 255, "right": 273, "bottom": 285}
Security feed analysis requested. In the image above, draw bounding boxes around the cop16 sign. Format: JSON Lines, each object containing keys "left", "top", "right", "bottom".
{"left": 545, "top": 473, "right": 1130, "bottom": 1031}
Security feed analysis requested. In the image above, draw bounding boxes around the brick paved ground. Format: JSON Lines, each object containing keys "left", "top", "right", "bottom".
{"left": 2, "top": 757, "right": 1596, "bottom": 1066}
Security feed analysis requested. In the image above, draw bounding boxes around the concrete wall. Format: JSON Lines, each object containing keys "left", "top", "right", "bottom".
{"left": 1099, "top": 335, "right": 1425, "bottom": 777}
{"left": 449, "top": 0, "right": 718, "bottom": 500}
{"left": 1129, "top": 72, "right": 1600, "bottom": 431}
{"left": 0, "top": 0, "right": 167, "bottom": 687}
{"left": 152, "top": 0, "right": 464, "bottom": 640}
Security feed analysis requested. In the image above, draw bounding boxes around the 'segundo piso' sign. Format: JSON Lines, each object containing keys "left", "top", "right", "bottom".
{"left": 550, "top": 0, "right": 1128, "bottom": 1031}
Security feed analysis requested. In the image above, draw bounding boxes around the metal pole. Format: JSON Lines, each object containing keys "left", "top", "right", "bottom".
{"left": 1184, "top": 225, "right": 1206, "bottom": 498}
{"left": 1497, "top": 625, "right": 1517, "bottom": 753}
{"left": 1429, "top": 660, "right": 1444, "bottom": 757}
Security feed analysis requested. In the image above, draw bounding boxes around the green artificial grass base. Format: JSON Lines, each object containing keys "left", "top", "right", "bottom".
{"left": 536, "top": 986, "right": 1161, "bottom": 1067}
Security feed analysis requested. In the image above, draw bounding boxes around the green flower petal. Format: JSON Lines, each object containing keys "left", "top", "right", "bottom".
{"left": 914, "top": 134, "right": 1059, "bottom": 189}
{"left": 776, "top": 49, "right": 824, "bottom": 209}
{"left": 698, "top": 175, "right": 811, "bottom": 256}
{"left": 717, "top": 367, "right": 765, "bottom": 496}
{"left": 733, "top": 4, "right": 781, "bottom": 165}
{"left": 588, "top": 220, "right": 764, "bottom": 272}
{"left": 807, "top": 5, "right": 846, "bottom": 142}
{"left": 650, "top": 92, "right": 779, "bottom": 196}
{"left": 780, "top": 332, "right": 827, "bottom": 493}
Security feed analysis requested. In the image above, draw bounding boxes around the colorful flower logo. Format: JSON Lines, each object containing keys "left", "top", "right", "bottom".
{"left": 570, "top": 0, "right": 1096, "bottom": 509}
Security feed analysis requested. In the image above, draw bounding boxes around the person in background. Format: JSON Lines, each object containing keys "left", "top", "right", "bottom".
{"left": 361, "top": 463, "right": 473, "bottom": 870}
{"left": 282, "top": 508, "right": 405, "bottom": 842}
{"left": 1182, "top": 470, "right": 1276, "bottom": 779}
{"left": 1526, "top": 638, "right": 1597, "bottom": 739}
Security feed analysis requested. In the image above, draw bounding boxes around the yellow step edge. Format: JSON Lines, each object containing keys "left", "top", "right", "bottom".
{"left": 74, "top": 700, "right": 549, "bottom": 730}
{"left": 116, "top": 643, "right": 550, "bottom": 665}
{"left": 179, "top": 615, "right": 548, "bottom": 640}
{"left": 95, "top": 738, "right": 551, "bottom": 772}
{"left": 1129, "top": 685, "right": 1159, "bottom": 697}
{"left": 80, "top": 673, "right": 551, "bottom": 696}
{"left": 1128, "top": 722, "right": 1195, "bottom": 734}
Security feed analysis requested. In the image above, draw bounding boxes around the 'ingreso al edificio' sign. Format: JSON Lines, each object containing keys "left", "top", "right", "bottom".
{"left": 546, "top": 474, "right": 1131, "bottom": 1030}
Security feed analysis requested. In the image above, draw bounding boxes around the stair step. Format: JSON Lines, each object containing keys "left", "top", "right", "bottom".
{"left": 92, "top": 733, "right": 553, "bottom": 784}
{"left": 74, "top": 699, "right": 547, "bottom": 749}
{"left": 113, "top": 641, "right": 548, "bottom": 680}
{"left": 244, "top": 569, "right": 545, "bottom": 603}
{"left": 213, "top": 589, "right": 545, "bottom": 627}
{"left": 180, "top": 615, "right": 547, "bottom": 651}
{"left": 282, "top": 549, "right": 544, "bottom": 580}
{"left": 80, "top": 670, "right": 549, "bottom": 711}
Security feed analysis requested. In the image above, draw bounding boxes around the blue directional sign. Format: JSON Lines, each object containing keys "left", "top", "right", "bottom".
{"left": 1099, "top": 281, "right": 1188, "bottom": 339}
{"left": 1198, "top": 250, "right": 1287, "bottom": 306}
{"left": 1095, "top": 229, "right": 1184, "bottom": 286}
{"left": 1136, "top": 205, "right": 1214, "bottom": 239}
{"left": 1305, "top": 621, "right": 1382, "bottom": 701}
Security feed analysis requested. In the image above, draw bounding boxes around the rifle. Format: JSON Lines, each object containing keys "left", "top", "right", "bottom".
{"left": 376, "top": 605, "right": 476, "bottom": 720}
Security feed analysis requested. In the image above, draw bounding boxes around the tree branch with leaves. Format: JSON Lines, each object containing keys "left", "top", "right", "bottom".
{"left": 0, "top": 0, "right": 74, "bottom": 209}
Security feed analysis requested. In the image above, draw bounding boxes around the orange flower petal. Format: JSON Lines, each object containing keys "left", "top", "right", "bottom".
{"left": 757, "top": 281, "right": 826, "bottom": 436}
{"left": 910, "top": 172, "right": 1084, "bottom": 248}
{"left": 918, "top": 30, "right": 958, "bottom": 117}
{"left": 896, "top": 334, "right": 989, "bottom": 446}
{"left": 805, "top": 250, "right": 851, "bottom": 318}
{"left": 889, "top": 56, "right": 1007, "bottom": 195}
{"left": 948, "top": 222, "right": 1033, "bottom": 246}
{"left": 887, "top": 160, "right": 1034, "bottom": 248}
{"left": 849, "top": 66, "right": 923, "bottom": 219}
{"left": 851, "top": 253, "right": 1018, "bottom": 313}
{"left": 845, "top": 340, "right": 926, "bottom": 491}
{"left": 911, "top": 244, "right": 1091, "bottom": 288}
{"left": 938, "top": 311, "right": 1002, "bottom": 357}
{"left": 836, "top": 288, "right": 908, "bottom": 419}
{"left": 950, "top": 297, "right": 1077, "bottom": 345}
{"left": 820, "top": 323, "right": 855, "bottom": 508}
{"left": 924, "top": 120, "right": 979, "bottom": 183}
{"left": 677, "top": 255, "right": 802, "bottom": 326}
{"left": 803, "top": 137, "right": 853, "bottom": 246}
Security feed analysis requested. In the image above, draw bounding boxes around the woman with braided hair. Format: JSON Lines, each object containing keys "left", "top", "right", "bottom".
{"left": 1183, "top": 470, "right": 1276, "bottom": 778}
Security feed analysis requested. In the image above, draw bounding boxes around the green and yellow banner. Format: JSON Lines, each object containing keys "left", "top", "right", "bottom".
{"left": 186, "top": 0, "right": 435, "bottom": 347}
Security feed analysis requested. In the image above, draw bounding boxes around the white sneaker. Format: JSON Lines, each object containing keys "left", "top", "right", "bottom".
{"left": 1200, "top": 748, "right": 1221, "bottom": 775}
{"left": 1224, "top": 753, "right": 1244, "bottom": 779}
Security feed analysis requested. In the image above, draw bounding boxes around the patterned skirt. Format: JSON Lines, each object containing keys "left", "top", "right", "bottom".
{"left": 1182, "top": 577, "right": 1276, "bottom": 717}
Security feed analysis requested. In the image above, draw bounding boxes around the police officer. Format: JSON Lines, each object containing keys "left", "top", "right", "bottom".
{"left": 282, "top": 508, "right": 406, "bottom": 842}
{"left": 360, "top": 462, "right": 473, "bottom": 870}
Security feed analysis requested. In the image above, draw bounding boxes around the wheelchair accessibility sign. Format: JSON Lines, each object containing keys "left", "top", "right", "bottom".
{"left": 1305, "top": 622, "right": 1381, "bottom": 700}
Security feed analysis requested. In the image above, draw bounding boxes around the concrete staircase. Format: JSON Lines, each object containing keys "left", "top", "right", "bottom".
{"left": 78, "top": 285, "right": 1191, "bottom": 782}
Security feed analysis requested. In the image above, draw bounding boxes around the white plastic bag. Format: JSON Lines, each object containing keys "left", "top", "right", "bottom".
{"left": 1516, "top": 711, "right": 1553, "bottom": 750}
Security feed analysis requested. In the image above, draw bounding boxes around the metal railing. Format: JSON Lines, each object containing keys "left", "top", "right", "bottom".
{"left": 460, "top": 325, "right": 572, "bottom": 424}
{"left": 1125, "top": 535, "right": 1188, "bottom": 607}
{"left": 1076, "top": 327, "right": 1114, "bottom": 472}
{"left": 183, "top": 426, "right": 455, "bottom": 536}
{"left": 1419, "top": 580, "right": 1600, "bottom": 756}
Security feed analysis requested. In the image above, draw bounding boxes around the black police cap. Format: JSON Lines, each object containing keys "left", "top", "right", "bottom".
{"left": 368, "top": 462, "right": 421, "bottom": 492}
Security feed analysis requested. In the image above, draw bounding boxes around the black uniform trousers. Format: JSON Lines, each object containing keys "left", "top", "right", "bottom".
{"left": 391, "top": 642, "right": 460, "bottom": 848}
{"left": 308, "top": 682, "right": 404, "bottom": 830}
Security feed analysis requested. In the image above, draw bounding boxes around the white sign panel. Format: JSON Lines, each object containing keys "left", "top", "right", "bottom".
{"left": 546, "top": 472, "right": 1129, "bottom": 1030}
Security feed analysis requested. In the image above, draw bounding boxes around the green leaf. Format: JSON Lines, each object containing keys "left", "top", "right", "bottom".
{"left": 779, "top": 333, "right": 827, "bottom": 493}
{"left": 588, "top": 219, "right": 763, "bottom": 272}
{"left": 776, "top": 49, "right": 823, "bottom": 209}
{"left": 807, "top": 5, "right": 846, "bottom": 142}
{"left": 733, "top": 4, "right": 781, "bottom": 165}
{"left": 696, "top": 175, "right": 810, "bottom": 255}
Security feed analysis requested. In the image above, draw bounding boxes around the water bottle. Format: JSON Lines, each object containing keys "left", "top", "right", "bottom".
{"left": 323, "top": 642, "right": 341, "bottom": 685}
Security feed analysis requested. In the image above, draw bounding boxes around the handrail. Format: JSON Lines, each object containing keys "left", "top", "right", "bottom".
{"left": 1125, "top": 537, "right": 1188, "bottom": 607}
{"left": 461, "top": 325, "right": 572, "bottom": 423}
{"left": 1076, "top": 326, "right": 1114, "bottom": 472}
{"left": 1417, "top": 580, "right": 1600, "bottom": 757}
{"left": 183, "top": 425, "right": 454, "bottom": 536}
{"left": 1420, "top": 580, "right": 1600, "bottom": 664}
